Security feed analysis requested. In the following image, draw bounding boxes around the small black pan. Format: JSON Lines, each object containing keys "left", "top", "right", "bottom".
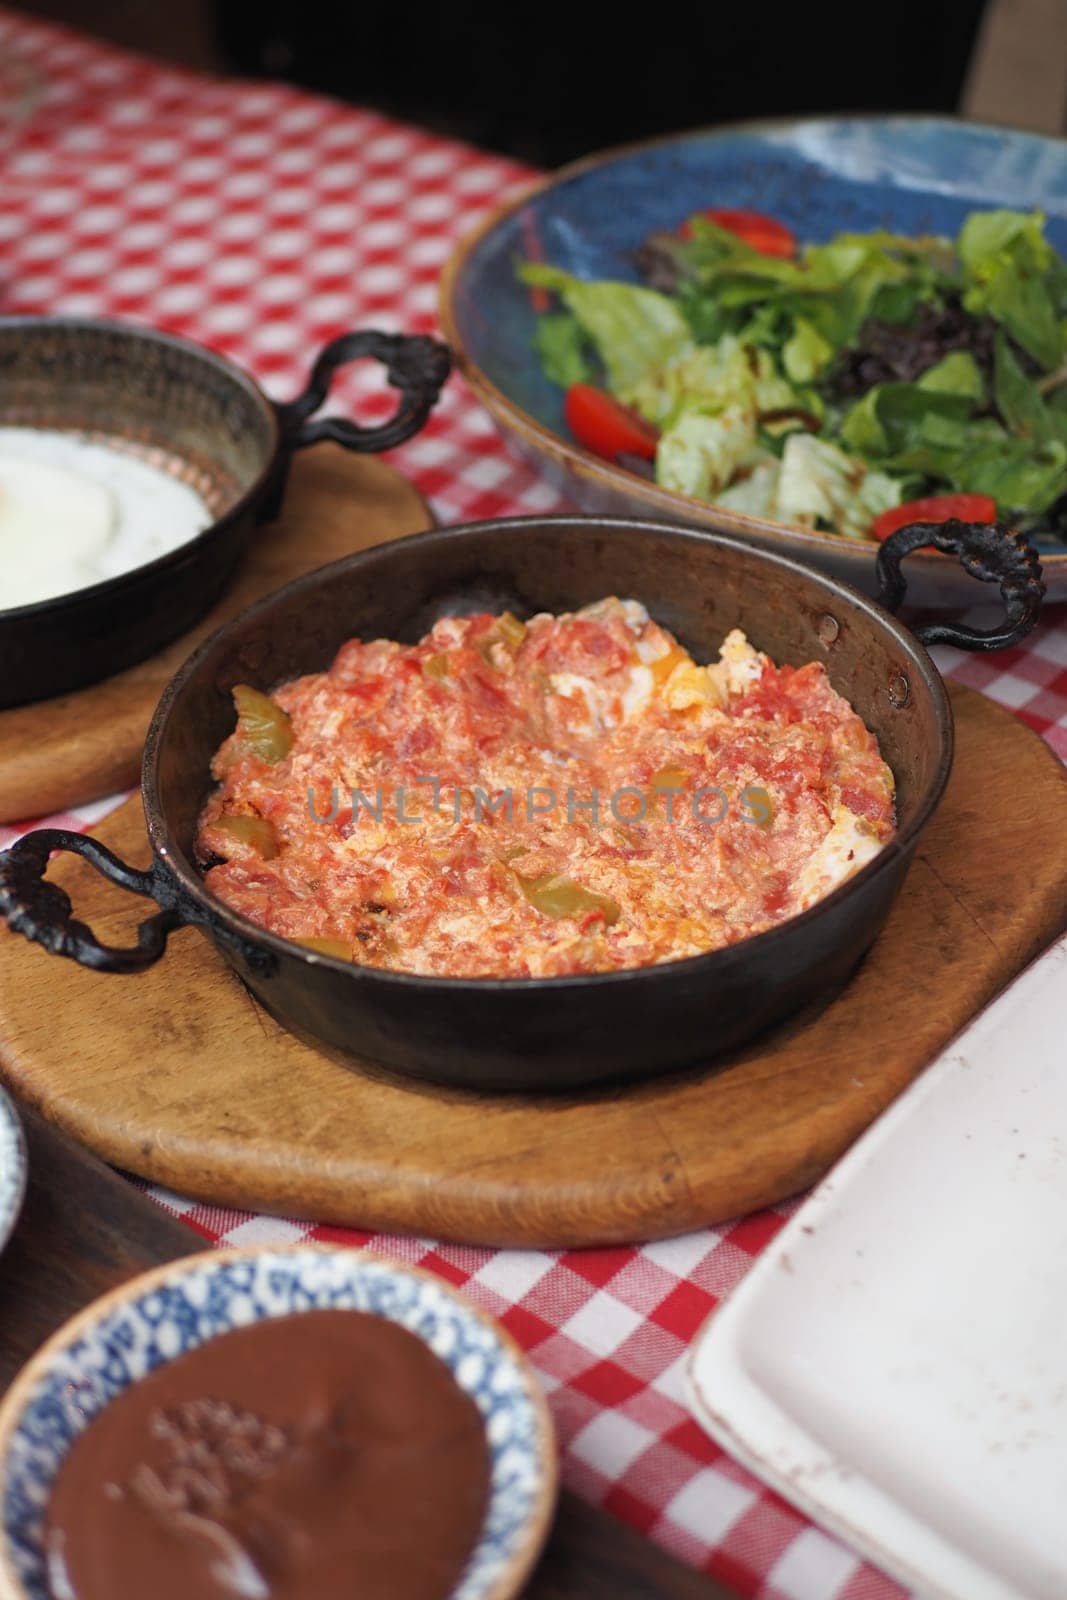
{"left": 0, "top": 515, "right": 1043, "bottom": 1091}
{"left": 0, "top": 316, "right": 450, "bottom": 709}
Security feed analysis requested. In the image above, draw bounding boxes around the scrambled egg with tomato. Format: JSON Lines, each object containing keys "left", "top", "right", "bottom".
{"left": 196, "top": 600, "right": 895, "bottom": 978}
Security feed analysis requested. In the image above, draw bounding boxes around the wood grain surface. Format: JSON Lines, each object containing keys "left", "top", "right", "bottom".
{"left": 1, "top": 686, "right": 1065, "bottom": 1248}
{"left": 0, "top": 1107, "right": 736, "bottom": 1600}
{"left": 0, "top": 445, "right": 431, "bottom": 822}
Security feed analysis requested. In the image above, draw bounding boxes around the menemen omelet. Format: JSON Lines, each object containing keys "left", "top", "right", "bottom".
{"left": 196, "top": 599, "right": 895, "bottom": 978}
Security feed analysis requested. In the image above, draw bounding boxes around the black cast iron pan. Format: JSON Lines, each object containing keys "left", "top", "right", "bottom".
{"left": 0, "top": 516, "right": 1044, "bottom": 1091}
{"left": 0, "top": 317, "right": 450, "bottom": 709}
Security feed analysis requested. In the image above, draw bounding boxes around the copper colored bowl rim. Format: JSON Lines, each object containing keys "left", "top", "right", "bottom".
{"left": 0, "top": 314, "right": 281, "bottom": 622}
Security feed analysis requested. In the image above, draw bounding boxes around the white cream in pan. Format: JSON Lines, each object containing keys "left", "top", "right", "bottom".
{"left": 0, "top": 427, "right": 213, "bottom": 610}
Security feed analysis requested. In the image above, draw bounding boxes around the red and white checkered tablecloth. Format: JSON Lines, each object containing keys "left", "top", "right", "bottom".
{"left": 2, "top": 10, "right": 1066, "bottom": 1599}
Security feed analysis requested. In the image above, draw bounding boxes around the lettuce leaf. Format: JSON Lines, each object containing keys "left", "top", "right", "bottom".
{"left": 656, "top": 405, "right": 758, "bottom": 499}
{"left": 917, "top": 350, "right": 985, "bottom": 400}
{"left": 519, "top": 263, "right": 690, "bottom": 394}
{"left": 839, "top": 382, "right": 974, "bottom": 459}
{"left": 955, "top": 433, "right": 1067, "bottom": 510}
{"left": 993, "top": 330, "right": 1056, "bottom": 440}
{"left": 958, "top": 209, "right": 1063, "bottom": 371}
{"left": 625, "top": 335, "right": 794, "bottom": 429}
{"left": 783, "top": 317, "right": 835, "bottom": 384}
{"left": 533, "top": 314, "right": 593, "bottom": 389}
{"left": 774, "top": 434, "right": 901, "bottom": 540}
{"left": 958, "top": 209, "right": 1052, "bottom": 274}
{"left": 714, "top": 458, "right": 780, "bottom": 516}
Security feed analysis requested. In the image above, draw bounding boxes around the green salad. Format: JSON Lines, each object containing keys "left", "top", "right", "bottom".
{"left": 520, "top": 207, "right": 1067, "bottom": 543}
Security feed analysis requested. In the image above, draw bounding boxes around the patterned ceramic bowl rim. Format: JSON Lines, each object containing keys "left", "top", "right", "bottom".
{"left": 0, "top": 1087, "right": 26, "bottom": 1260}
{"left": 438, "top": 114, "right": 1067, "bottom": 588}
{"left": 0, "top": 1243, "right": 559, "bottom": 1600}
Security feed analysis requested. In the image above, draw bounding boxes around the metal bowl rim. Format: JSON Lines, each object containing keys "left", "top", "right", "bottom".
{"left": 0, "top": 314, "right": 282, "bottom": 623}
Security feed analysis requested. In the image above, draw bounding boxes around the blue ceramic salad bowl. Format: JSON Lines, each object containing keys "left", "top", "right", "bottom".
{"left": 441, "top": 116, "right": 1067, "bottom": 606}
{"left": 0, "top": 1245, "right": 558, "bottom": 1600}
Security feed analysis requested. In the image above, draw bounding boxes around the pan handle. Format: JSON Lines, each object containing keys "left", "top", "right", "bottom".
{"left": 875, "top": 519, "right": 1045, "bottom": 651}
{"left": 0, "top": 830, "right": 183, "bottom": 974}
{"left": 274, "top": 329, "right": 452, "bottom": 453}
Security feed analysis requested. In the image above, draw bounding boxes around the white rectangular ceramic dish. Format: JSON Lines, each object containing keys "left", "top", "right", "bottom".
{"left": 688, "top": 934, "right": 1067, "bottom": 1600}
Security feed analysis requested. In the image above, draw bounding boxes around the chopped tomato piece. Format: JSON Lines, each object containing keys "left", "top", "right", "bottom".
{"left": 872, "top": 494, "right": 998, "bottom": 543}
{"left": 564, "top": 384, "right": 659, "bottom": 464}
{"left": 679, "top": 208, "right": 796, "bottom": 258}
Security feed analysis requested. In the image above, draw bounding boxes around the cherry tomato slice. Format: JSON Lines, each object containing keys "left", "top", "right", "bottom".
{"left": 564, "top": 384, "right": 659, "bottom": 463}
{"left": 679, "top": 208, "right": 797, "bottom": 258}
{"left": 872, "top": 493, "right": 998, "bottom": 543}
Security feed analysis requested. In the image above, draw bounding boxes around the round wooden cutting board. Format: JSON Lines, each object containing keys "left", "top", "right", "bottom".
{"left": 0, "top": 446, "right": 431, "bottom": 823}
{"left": 0, "top": 686, "right": 1065, "bottom": 1248}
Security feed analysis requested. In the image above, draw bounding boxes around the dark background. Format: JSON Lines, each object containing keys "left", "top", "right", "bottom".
{"left": 214, "top": 1, "right": 990, "bottom": 167}
{"left": 19, "top": 0, "right": 991, "bottom": 167}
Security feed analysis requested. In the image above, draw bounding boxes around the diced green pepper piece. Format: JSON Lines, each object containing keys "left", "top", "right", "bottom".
{"left": 232, "top": 684, "right": 292, "bottom": 763}
{"left": 497, "top": 611, "right": 527, "bottom": 649}
{"left": 215, "top": 814, "right": 278, "bottom": 859}
{"left": 517, "top": 872, "right": 621, "bottom": 926}
{"left": 296, "top": 936, "right": 353, "bottom": 960}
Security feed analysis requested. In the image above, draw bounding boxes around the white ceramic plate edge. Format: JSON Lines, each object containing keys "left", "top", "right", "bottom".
{"left": 687, "top": 933, "right": 1067, "bottom": 1600}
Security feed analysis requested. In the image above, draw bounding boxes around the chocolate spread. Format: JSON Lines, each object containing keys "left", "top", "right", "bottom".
{"left": 45, "top": 1309, "right": 491, "bottom": 1600}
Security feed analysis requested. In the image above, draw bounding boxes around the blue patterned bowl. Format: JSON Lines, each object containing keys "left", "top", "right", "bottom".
{"left": 440, "top": 116, "right": 1067, "bottom": 606}
{"left": 0, "top": 1086, "right": 26, "bottom": 1259}
{"left": 0, "top": 1245, "right": 558, "bottom": 1600}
